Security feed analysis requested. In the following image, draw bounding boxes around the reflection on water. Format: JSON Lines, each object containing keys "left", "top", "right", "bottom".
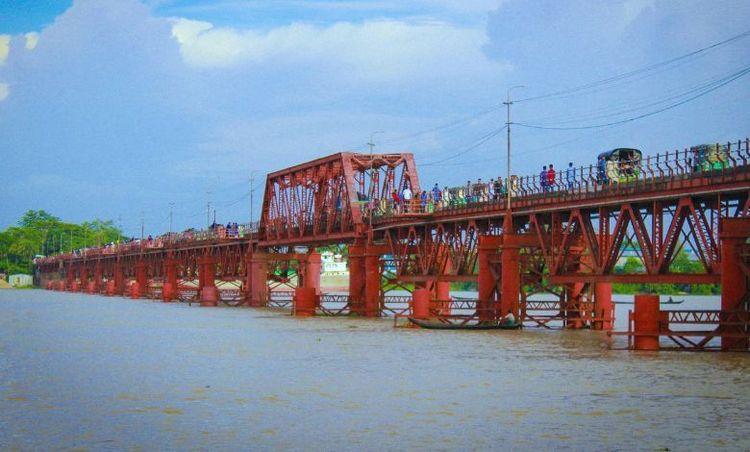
{"left": 1, "top": 290, "right": 748, "bottom": 450}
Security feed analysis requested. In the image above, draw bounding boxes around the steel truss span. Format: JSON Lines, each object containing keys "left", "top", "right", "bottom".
{"left": 37, "top": 140, "right": 750, "bottom": 351}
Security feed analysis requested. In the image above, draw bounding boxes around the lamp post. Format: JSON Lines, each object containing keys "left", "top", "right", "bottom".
{"left": 504, "top": 85, "right": 525, "bottom": 211}
{"left": 367, "top": 131, "right": 384, "bottom": 155}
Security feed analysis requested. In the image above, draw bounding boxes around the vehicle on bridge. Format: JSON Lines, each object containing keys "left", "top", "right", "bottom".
{"left": 691, "top": 143, "right": 729, "bottom": 172}
{"left": 597, "top": 147, "right": 642, "bottom": 185}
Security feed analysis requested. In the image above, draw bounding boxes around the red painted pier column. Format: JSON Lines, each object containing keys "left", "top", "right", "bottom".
{"left": 477, "top": 235, "right": 501, "bottom": 321}
{"left": 162, "top": 259, "right": 179, "bottom": 302}
{"left": 500, "top": 214, "right": 520, "bottom": 321}
{"left": 199, "top": 255, "right": 218, "bottom": 307}
{"left": 435, "top": 280, "right": 451, "bottom": 316}
{"left": 246, "top": 252, "right": 268, "bottom": 307}
{"left": 411, "top": 288, "right": 431, "bottom": 319}
{"left": 66, "top": 266, "right": 76, "bottom": 291}
{"left": 130, "top": 261, "right": 147, "bottom": 299}
{"left": 113, "top": 261, "right": 125, "bottom": 296}
{"left": 305, "top": 252, "right": 322, "bottom": 295}
{"left": 719, "top": 218, "right": 750, "bottom": 350}
{"left": 633, "top": 294, "right": 660, "bottom": 351}
{"left": 79, "top": 266, "right": 89, "bottom": 293}
{"left": 594, "top": 282, "right": 614, "bottom": 330}
{"left": 90, "top": 261, "right": 103, "bottom": 294}
{"left": 348, "top": 244, "right": 365, "bottom": 316}
{"left": 363, "top": 247, "right": 382, "bottom": 317}
{"left": 293, "top": 287, "right": 318, "bottom": 317}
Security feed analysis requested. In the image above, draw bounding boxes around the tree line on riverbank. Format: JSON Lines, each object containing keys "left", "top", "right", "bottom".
{"left": 0, "top": 210, "right": 124, "bottom": 275}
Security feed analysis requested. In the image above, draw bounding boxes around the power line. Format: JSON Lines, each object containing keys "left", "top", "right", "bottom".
{"left": 522, "top": 63, "right": 750, "bottom": 126}
{"left": 515, "top": 28, "right": 750, "bottom": 103}
{"left": 421, "top": 125, "right": 507, "bottom": 166}
{"left": 515, "top": 65, "right": 750, "bottom": 130}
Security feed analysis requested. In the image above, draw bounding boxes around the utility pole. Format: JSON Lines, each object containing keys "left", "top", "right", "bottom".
{"left": 206, "top": 190, "right": 212, "bottom": 229}
{"left": 368, "top": 130, "right": 384, "bottom": 155}
{"left": 249, "top": 171, "right": 257, "bottom": 233}
{"left": 504, "top": 85, "right": 525, "bottom": 211}
{"left": 140, "top": 210, "right": 145, "bottom": 241}
{"left": 168, "top": 202, "right": 174, "bottom": 235}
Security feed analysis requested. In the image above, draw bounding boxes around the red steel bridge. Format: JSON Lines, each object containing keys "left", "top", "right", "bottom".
{"left": 36, "top": 139, "right": 750, "bottom": 351}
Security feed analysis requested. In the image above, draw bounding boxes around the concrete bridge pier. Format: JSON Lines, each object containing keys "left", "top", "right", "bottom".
{"left": 130, "top": 261, "right": 148, "bottom": 299}
{"left": 347, "top": 244, "right": 366, "bottom": 316}
{"left": 293, "top": 252, "right": 322, "bottom": 316}
{"left": 245, "top": 251, "right": 269, "bottom": 307}
{"left": 719, "top": 217, "right": 750, "bottom": 350}
{"left": 500, "top": 215, "right": 521, "bottom": 322}
{"left": 363, "top": 247, "right": 382, "bottom": 317}
{"left": 198, "top": 255, "right": 218, "bottom": 307}
{"left": 477, "top": 235, "right": 502, "bottom": 321}
{"left": 593, "top": 282, "right": 614, "bottom": 330}
{"left": 162, "top": 259, "right": 179, "bottom": 302}
{"left": 113, "top": 262, "right": 125, "bottom": 296}
{"left": 78, "top": 265, "right": 88, "bottom": 293}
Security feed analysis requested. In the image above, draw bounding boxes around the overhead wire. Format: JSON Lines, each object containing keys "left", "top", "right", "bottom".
{"left": 515, "top": 64, "right": 750, "bottom": 130}
{"left": 420, "top": 125, "right": 507, "bottom": 167}
{"left": 515, "top": 28, "right": 750, "bottom": 103}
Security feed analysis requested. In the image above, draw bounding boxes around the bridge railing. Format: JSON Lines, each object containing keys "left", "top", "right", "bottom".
{"left": 38, "top": 221, "right": 261, "bottom": 262}
{"left": 371, "top": 138, "right": 749, "bottom": 220}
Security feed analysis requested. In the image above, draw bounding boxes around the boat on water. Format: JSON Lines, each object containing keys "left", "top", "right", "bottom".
{"left": 408, "top": 317, "right": 521, "bottom": 330}
{"left": 613, "top": 298, "right": 684, "bottom": 305}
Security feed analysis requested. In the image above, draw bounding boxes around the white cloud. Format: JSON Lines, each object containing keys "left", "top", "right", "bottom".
{"left": 0, "top": 35, "right": 10, "bottom": 63}
{"left": 170, "top": 18, "right": 506, "bottom": 83}
{"left": 0, "top": 82, "right": 8, "bottom": 101}
{"left": 24, "top": 32, "right": 39, "bottom": 50}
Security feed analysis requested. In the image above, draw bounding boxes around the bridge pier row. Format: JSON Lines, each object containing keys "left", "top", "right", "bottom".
{"left": 245, "top": 252, "right": 269, "bottom": 307}
{"left": 347, "top": 244, "right": 366, "bottom": 316}
{"left": 719, "top": 218, "right": 750, "bottom": 350}
{"left": 162, "top": 259, "right": 179, "bottom": 302}
{"left": 198, "top": 255, "right": 218, "bottom": 307}
{"left": 477, "top": 235, "right": 502, "bottom": 321}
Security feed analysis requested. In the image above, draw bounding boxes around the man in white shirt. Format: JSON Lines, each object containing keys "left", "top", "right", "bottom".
{"left": 402, "top": 186, "right": 412, "bottom": 212}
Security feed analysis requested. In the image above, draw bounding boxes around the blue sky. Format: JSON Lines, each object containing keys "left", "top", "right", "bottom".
{"left": 1, "top": 0, "right": 749, "bottom": 237}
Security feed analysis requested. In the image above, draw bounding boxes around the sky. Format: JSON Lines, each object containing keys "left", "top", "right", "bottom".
{"left": 1, "top": 0, "right": 749, "bottom": 237}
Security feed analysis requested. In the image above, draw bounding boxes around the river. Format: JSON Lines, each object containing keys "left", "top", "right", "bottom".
{"left": 1, "top": 290, "right": 748, "bottom": 450}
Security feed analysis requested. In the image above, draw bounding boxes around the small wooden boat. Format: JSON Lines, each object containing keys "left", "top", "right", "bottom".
{"left": 613, "top": 298, "right": 684, "bottom": 305}
{"left": 408, "top": 317, "right": 521, "bottom": 330}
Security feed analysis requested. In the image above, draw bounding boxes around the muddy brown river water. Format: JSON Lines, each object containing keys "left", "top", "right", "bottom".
{"left": 1, "top": 290, "right": 748, "bottom": 450}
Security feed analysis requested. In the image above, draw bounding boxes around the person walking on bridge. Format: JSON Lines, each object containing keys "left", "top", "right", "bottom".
{"left": 547, "top": 164, "right": 556, "bottom": 192}
{"left": 566, "top": 162, "right": 575, "bottom": 191}
{"left": 540, "top": 166, "right": 548, "bottom": 192}
{"left": 402, "top": 185, "right": 412, "bottom": 213}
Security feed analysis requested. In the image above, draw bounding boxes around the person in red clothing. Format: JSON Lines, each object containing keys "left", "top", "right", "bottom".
{"left": 547, "top": 164, "right": 556, "bottom": 191}
{"left": 391, "top": 190, "right": 400, "bottom": 213}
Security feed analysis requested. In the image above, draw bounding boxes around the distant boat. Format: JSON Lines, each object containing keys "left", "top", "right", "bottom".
{"left": 613, "top": 298, "right": 684, "bottom": 305}
{"left": 408, "top": 317, "right": 521, "bottom": 330}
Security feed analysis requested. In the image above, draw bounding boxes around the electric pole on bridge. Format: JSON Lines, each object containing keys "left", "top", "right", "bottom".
{"left": 249, "top": 171, "right": 258, "bottom": 240}
{"left": 206, "top": 190, "right": 212, "bottom": 229}
{"left": 168, "top": 202, "right": 174, "bottom": 237}
{"left": 368, "top": 130, "right": 383, "bottom": 155}
{"left": 504, "top": 85, "right": 525, "bottom": 211}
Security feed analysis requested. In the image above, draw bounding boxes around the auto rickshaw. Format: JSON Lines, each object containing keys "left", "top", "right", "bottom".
{"left": 691, "top": 144, "right": 728, "bottom": 172}
{"left": 597, "top": 148, "right": 642, "bottom": 184}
